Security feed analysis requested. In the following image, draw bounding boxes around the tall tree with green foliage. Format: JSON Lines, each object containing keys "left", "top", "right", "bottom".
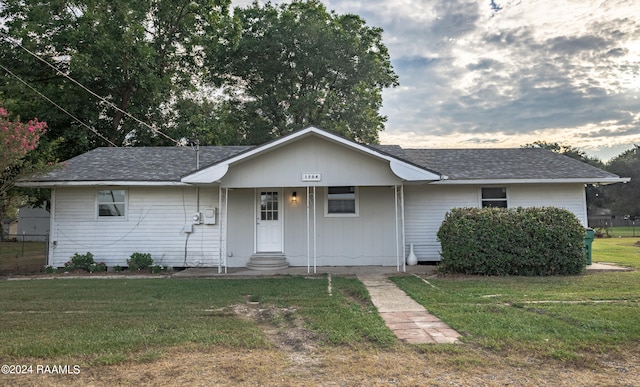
{"left": 0, "top": 0, "right": 232, "bottom": 160}
{"left": 604, "top": 145, "right": 640, "bottom": 219}
{"left": 209, "top": 0, "right": 398, "bottom": 145}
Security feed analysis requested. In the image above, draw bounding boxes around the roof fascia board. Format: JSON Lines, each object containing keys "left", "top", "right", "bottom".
{"left": 431, "top": 177, "right": 631, "bottom": 185}
{"left": 181, "top": 126, "right": 441, "bottom": 183}
{"left": 16, "top": 181, "right": 194, "bottom": 188}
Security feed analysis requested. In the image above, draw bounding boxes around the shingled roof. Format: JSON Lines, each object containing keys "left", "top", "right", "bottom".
{"left": 22, "top": 142, "right": 623, "bottom": 184}
{"left": 30, "top": 146, "right": 251, "bottom": 183}
{"left": 402, "top": 148, "right": 620, "bottom": 181}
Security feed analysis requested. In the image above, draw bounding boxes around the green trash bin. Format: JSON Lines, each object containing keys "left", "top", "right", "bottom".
{"left": 584, "top": 228, "right": 595, "bottom": 265}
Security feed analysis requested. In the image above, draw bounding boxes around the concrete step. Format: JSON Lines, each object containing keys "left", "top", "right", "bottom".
{"left": 246, "top": 254, "right": 289, "bottom": 271}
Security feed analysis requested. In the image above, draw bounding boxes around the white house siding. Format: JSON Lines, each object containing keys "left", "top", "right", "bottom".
{"left": 221, "top": 135, "right": 401, "bottom": 188}
{"left": 283, "top": 186, "right": 398, "bottom": 266}
{"left": 225, "top": 188, "right": 256, "bottom": 267}
{"left": 404, "top": 183, "right": 588, "bottom": 262}
{"left": 508, "top": 184, "right": 588, "bottom": 226}
{"left": 404, "top": 185, "right": 479, "bottom": 261}
{"left": 49, "top": 186, "right": 222, "bottom": 268}
{"left": 224, "top": 186, "right": 399, "bottom": 267}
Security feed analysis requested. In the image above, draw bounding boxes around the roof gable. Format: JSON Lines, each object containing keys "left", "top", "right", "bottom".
{"left": 181, "top": 126, "right": 442, "bottom": 184}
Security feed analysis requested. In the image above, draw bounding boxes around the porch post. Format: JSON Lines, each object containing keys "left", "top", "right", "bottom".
{"left": 401, "top": 185, "right": 406, "bottom": 273}
{"left": 395, "top": 185, "right": 400, "bottom": 271}
{"left": 306, "top": 186, "right": 310, "bottom": 273}
{"left": 218, "top": 186, "right": 222, "bottom": 274}
{"left": 313, "top": 186, "right": 317, "bottom": 274}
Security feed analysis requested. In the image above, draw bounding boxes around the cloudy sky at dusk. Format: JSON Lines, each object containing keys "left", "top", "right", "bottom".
{"left": 236, "top": 0, "right": 640, "bottom": 160}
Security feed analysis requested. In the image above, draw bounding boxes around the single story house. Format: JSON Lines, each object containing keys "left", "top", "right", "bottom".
{"left": 19, "top": 126, "right": 629, "bottom": 272}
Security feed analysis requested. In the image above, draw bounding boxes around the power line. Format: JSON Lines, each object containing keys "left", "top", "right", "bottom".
{"left": 0, "top": 63, "right": 119, "bottom": 148}
{"left": 0, "top": 31, "right": 182, "bottom": 145}
{"left": 1, "top": 63, "right": 154, "bottom": 168}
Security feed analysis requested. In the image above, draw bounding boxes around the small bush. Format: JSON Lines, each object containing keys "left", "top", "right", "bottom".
{"left": 44, "top": 265, "right": 58, "bottom": 274}
{"left": 437, "top": 207, "right": 586, "bottom": 276}
{"left": 65, "top": 252, "right": 95, "bottom": 271}
{"left": 150, "top": 265, "right": 167, "bottom": 274}
{"left": 89, "top": 262, "right": 107, "bottom": 273}
{"left": 127, "top": 252, "right": 153, "bottom": 271}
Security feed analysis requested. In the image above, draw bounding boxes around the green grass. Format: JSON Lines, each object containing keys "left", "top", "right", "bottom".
{"left": 0, "top": 240, "right": 47, "bottom": 274}
{"left": 0, "top": 276, "right": 394, "bottom": 365}
{"left": 597, "top": 226, "right": 640, "bottom": 238}
{"left": 391, "top": 272, "right": 640, "bottom": 361}
{"left": 592, "top": 237, "right": 640, "bottom": 268}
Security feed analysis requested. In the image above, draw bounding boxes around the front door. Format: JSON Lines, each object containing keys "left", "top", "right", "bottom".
{"left": 256, "top": 190, "right": 283, "bottom": 252}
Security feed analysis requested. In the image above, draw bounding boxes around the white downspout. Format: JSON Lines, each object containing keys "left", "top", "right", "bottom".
{"left": 218, "top": 186, "right": 222, "bottom": 274}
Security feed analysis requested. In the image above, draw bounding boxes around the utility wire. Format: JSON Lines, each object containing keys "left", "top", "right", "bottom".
{"left": 1, "top": 63, "right": 154, "bottom": 169}
{"left": 0, "top": 63, "right": 119, "bottom": 148}
{"left": 0, "top": 31, "right": 182, "bottom": 145}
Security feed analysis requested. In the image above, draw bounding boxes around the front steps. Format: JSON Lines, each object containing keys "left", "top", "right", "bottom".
{"left": 246, "top": 253, "right": 289, "bottom": 271}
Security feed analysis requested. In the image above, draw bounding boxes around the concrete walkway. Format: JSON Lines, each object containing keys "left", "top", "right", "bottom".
{"left": 357, "top": 274, "right": 461, "bottom": 344}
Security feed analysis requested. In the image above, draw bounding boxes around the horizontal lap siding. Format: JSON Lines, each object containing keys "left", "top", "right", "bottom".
{"left": 50, "top": 187, "right": 221, "bottom": 268}
{"left": 404, "top": 183, "right": 588, "bottom": 262}
{"left": 508, "top": 184, "right": 587, "bottom": 226}
{"left": 314, "top": 187, "right": 397, "bottom": 266}
{"left": 404, "top": 185, "right": 479, "bottom": 261}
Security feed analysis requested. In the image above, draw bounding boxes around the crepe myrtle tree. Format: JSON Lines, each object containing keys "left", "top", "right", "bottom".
{"left": 0, "top": 103, "right": 48, "bottom": 234}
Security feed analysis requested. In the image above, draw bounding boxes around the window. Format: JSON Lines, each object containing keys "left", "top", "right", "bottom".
{"left": 97, "top": 189, "right": 126, "bottom": 217}
{"left": 481, "top": 187, "right": 507, "bottom": 208}
{"left": 326, "top": 186, "right": 358, "bottom": 216}
{"left": 259, "top": 191, "right": 278, "bottom": 221}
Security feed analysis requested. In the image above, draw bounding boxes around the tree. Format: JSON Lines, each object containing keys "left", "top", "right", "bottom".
{"left": 522, "top": 141, "right": 604, "bottom": 168}
{"left": 0, "top": 103, "right": 48, "bottom": 234}
{"left": 0, "top": 0, "right": 233, "bottom": 160}
{"left": 604, "top": 146, "right": 640, "bottom": 219}
{"left": 208, "top": 0, "right": 398, "bottom": 145}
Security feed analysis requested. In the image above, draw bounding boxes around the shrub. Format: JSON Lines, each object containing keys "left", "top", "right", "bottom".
{"left": 65, "top": 252, "right": 95, "bottom": 271}
{"left": 150, "top": 265, "right": 167, "bottom": 274}
{"left": 44, "top": 265, "right": 58, "bottom": 274}
{"left": 89, "top": 262, "right": 107, "bottom": 273}
{"left": 437, "top": 207, "right": 586, "bottom": 276}
{"left": 127, "top": 252, "right": 153, "bottom": 271}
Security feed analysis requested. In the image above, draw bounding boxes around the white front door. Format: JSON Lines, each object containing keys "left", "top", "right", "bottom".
{"left": 256, "top": 190, "right": 283, "bottom": 252}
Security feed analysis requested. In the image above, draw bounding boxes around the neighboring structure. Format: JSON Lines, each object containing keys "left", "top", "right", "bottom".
{"left": 17, "top": 205, "right": 50, "bottom": 241}
{"left": 18, "top": 126, "right": 629, "bottom": 272}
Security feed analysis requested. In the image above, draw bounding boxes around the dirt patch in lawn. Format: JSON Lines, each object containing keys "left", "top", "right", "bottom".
{"left": 5, "top": 346, "right": 638, "bottom": 386}
{"left": 6, "top": 304, "right": 639, "bottom": 386}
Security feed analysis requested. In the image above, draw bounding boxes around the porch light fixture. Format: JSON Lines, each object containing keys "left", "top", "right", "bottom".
{"left": 291, "top": 191, "right": 297, "bottom": 202}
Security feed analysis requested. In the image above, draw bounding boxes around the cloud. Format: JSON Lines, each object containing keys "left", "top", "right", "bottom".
{"left": 233, "top": 0, "right": 640, "bottom": 160}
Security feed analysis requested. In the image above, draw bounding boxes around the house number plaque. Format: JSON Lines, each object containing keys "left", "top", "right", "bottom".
{"left": 302, "top": 173, "right": 321, "bottom": 182}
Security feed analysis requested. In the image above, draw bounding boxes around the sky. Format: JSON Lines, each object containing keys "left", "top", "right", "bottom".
{"left": 235, "top": 0, "right": 640, "bottom": 161}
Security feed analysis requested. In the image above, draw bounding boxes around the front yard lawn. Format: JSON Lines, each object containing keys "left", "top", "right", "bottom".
{"left": 391, "top": 271, "right": 640, "bottom": 363}
{"left": 0, "top": 276, "right": 393, "bottom": 366}
{"left": 592, "top": 237, "right": 640, "bottom": 268}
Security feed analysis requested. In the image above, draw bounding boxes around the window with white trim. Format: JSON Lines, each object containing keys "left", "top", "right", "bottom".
{"left": 326, "top": 186, "right": 358, "bottom": 216}
{"left": 481, "top": 187, "right": 507, "bottom": 208}
{"left": 97, "top": 189, "right": 126, "bottom": 217}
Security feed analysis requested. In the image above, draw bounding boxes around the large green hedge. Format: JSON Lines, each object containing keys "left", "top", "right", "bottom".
{"left": 437, "top": 207, "right": 586, "bottom": 276}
